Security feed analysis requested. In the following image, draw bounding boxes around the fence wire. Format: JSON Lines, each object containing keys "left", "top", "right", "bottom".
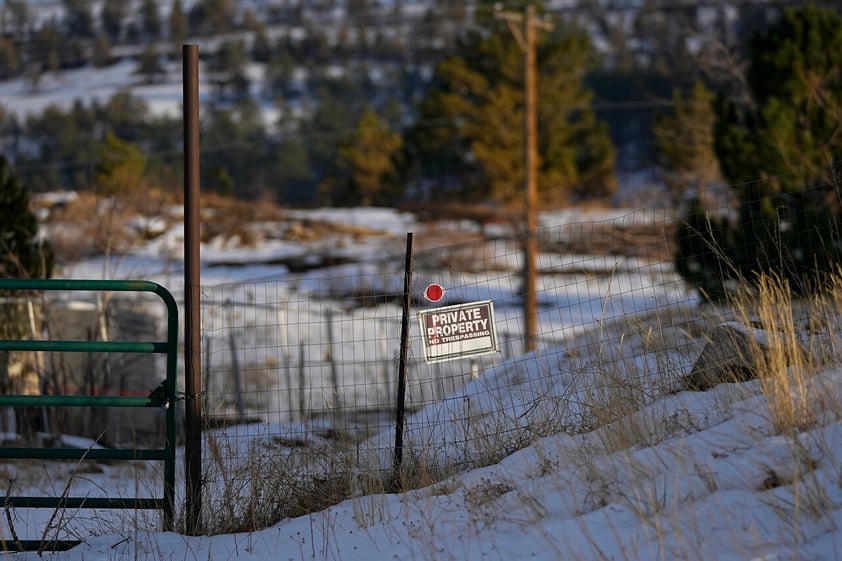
{"left": 192, "top": 179, "right": 842, "bottom": 527}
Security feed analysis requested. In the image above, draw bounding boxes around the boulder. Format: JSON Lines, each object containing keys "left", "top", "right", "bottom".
{"left": 683, "top": 322, "right": 803, "bottom": 391}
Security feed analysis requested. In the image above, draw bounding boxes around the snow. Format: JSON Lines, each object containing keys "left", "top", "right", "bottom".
{"left": 1, "top": 2, "right": 836, "bottom": 554}
{"left": 0, "top": 59, "right": 201, "bottom": 120}
{"left": 4, "top": 205, "right": 842, "bottom": 560}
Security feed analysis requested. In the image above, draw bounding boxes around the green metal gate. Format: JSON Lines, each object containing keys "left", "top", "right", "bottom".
{"left": 0, "top": 279, "right": 178, "bottom": 551}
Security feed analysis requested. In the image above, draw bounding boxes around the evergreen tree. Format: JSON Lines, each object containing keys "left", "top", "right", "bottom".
{"left": 411, "top": 3, "right": 615, "bottom": 206}
{"left": 0, "top": 156, "right": 52, "bottom": 279}
{"left": 188, "top": 0, "right": 236, "bottom": 36}
{"left": 18, "top": 102, "right": 97, "bottom": 190}
{"left": 657, "top": 81, "right": 729, "bottom": 299}
{"left": 94, "top": 130, "right": 147, "bottom": 196}
{"left": 62, "top": 0, "right": 93, "bottom": 38}
{"left": 318, "top": 109, "right": 404, "bottom": 206}
{"left": 92, "top": 32, "right": 113, "bottom": 68}
{"left": 654, "top": 81, "right": 721, "bottom": 208}
{"left": 202, "top": 100, "right": 270, "bottom": 199}
{"left": 14, "top": 93, "right": 173, "bottom": 194}
{"left": 137, "top": 45, "right": 165, "bottom": 84}
{"left": 716, "top": 5, "right": 842, "bottom": 191}
{"left": 0, "top": 156, "right": 52, "bottom": 401}
{"left": 4, "top": 1, "right": 30, "bottom": 42}
{"left": 0, "top": 37, "right": 19, "bottom": 80}
{"left": 251, "top": 22, "right": 272, "bottom": 63}
{"left": 678, "top": 5, "right": 842, "bottom": 299}
{"left": 92, "top": 131, "right": 149, "bottom": 260}
{"left": 632, "top": 2, "right": 698, "bottom": 75}
{"left": 98, "top": 92, "right": 151, "bottom": 143}
{"left": 274, "top": 136, "right": 312, "bottom": 205}
{"left": 140, "top": 0, "right": 162, "bottom": 39}
{"left": 347, "top": 0, "right": 371, "bottom": 26}
{"left": 168, "top": 0, "right": 189, "bottom": 53}
{"left": 264, "top": 52, "right": 296, "bottom": 99}
{"left": 674, "top": 198, "right": 738, "bottom": 302}
{"left": 297, "top": 72, "right": 368, "bottom": 200}
{"left": 101, "top": 0, "right": 129, "bottom": 42}
{"left": 29, "top": 22, "right": 63, "bottom": 72}
{"left": 0, "top": 105, "right": 21, "bottom": 159}
{"left": 207, "top": 40, "right": 250, "bottom": 100}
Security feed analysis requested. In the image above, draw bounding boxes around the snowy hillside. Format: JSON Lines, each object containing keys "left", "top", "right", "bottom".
{"left": 5, "top": 202, "right": 842, "bottom": 560}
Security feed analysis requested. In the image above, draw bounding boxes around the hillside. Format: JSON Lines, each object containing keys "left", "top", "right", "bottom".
{"left": 8, "top": 240, "right": 842, "bottom": 560}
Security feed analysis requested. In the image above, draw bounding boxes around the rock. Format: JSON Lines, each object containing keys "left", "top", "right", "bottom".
{"left": 683, "top": 322, "right": 803, "bottom": 391}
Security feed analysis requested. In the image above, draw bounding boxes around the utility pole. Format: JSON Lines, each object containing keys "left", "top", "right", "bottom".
{"left": 495, "top": 5, "right": 552, "bottom": 354}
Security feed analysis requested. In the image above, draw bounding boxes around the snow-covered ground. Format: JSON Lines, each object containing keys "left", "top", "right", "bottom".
{"left": 3, "top": 205, "right": 842, "bottom": 560}
{"left": 0, "top": 59, "right": 186, "bottom": 120}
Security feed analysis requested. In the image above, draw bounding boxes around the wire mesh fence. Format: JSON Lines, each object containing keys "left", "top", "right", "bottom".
{"left": 193, "top": 198, "right": 713, "bottom": 525}
{"left": 194, "top": 178, "right": 842, "bottom": 527}
{"left": 5, "top": 179, "right": 841, "bottom": 534}
{"left": 200, "top": 203, "right": 688, "bottom": 428}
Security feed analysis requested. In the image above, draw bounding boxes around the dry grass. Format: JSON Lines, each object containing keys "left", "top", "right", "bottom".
{"left": 190, "top": 272, "right": 815, "bottom": 534}
{"left": 197, "top": 429, "right": 356, "bottom": 535}
{"left": 147, "top": 269, "right": 842, "bottom": 547}
{"left": 729, "top": 273, "right": 842, "bottom": 434}
{"left": 5, "top": 290, "right": 837, "bottom": 561}
{"left": 30, "top": 188, "right": 842, "bottom": 555}
{"left": 738, "top": 278, "right": 813, "bottom": 432}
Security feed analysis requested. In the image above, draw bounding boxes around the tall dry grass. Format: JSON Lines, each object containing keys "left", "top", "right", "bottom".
{"left": 555, "top": 270, "right": 842, "bottom": 560}
{"left": 132, "top": 260, "right": 839, "bottom": 560}
{"left": 728, "top": 273, "right": 842, "bottom": 433}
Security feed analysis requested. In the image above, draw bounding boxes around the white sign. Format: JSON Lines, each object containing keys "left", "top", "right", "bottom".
{"left": 417, "top": 300, "right": 499, "bottom": 364}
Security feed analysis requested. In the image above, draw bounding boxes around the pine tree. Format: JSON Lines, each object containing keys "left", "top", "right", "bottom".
{"left": 4, "top": 1, "right": 30, "bottom": 42}
{"left": 101, "top": 0, "right": 130, "bottom": 42}
{"left": 92, "top": 33, "right": 113, "bottom": 68}
{"left": 657, "top": 81, "right": 732, "bottom": 299}
{"left": 297, "top": 73, "right": 368, "bottom": 199}
{"left": 201, "top": 100, "right": 269, "bottom": 199}
{"left": 62, "top": 0, "right": 94, "bottom": 38}
{"left": 168, "top": 0, "right": 189, "bottom": 53}
{"left": 0, "top": 155, "right": 51, "bottom": 400}
{"left": 94, "top": 130, "right": 147, "bottom": 196}
{"left": 318, "top": 109, "right": 404, "bottom": 206}
{"left": 654, "top": 81, "right": 721, "bottom": 208}
{"left": 137, "top": 45, "right": 165, "bottom": 84}
{"left": 189, "top": 0, "right": 235, "bottom": 36}
{"left": 0, "top": 37, "right": 20, "bottom": 80}
{"left": 674, "top": 198, "right": 737, "bottom": 302}
{"left": 251, "top": 22, "right": 272, "bottom": 63}
{"left": 691, "top": 5, "right": 842, "bottom": 297}
{"left": 411, "top": 4, "right": 615, "bottom": 206}
{"left": 140, "top": 0, "right": 162, "bottom": 39}
{"left": 716, "top": 5, "right": 842, "bottom": 191}
{"left": 207, "top": 41, "right": 249, "bottom": 100}
{"left": 274, "top": 136, "right": 312, "bottom": 205}
{"left": 0, "top": 156, "right": 52, "bottom": 280}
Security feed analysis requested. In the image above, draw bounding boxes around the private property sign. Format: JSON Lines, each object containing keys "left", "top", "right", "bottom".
{"left": 418, "top": 300, "right": 499, "bottom": 364}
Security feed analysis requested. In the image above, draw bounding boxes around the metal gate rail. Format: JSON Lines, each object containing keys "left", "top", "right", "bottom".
{"left": 0, "top": 279, "right": 178, "bottom": 552}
